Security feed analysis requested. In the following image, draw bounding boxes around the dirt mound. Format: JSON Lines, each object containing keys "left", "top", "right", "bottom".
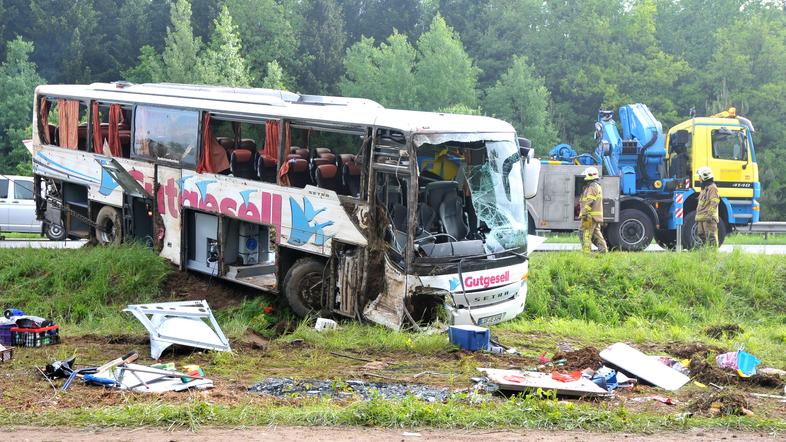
{"left": 704, "top": 324, "right": 744, "bottom": 340}
{"left": 664, "top": 342, "right": 725, "bottom": 359}
{"left": 162, "top": 268, "right": 256, "bottom": 309}
{"left": 551, "top": 346, "right": 603, "bottom": 371}
{"left": 689, "top": 355, "right": 783, "bottom": 388}
{"left": 688, "top": 391, "right": 752, "bottom": 416}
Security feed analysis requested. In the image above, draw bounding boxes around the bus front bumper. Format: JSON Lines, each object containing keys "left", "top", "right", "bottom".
{"left": 446, "top": 283, "right": 527, "bottom": 327}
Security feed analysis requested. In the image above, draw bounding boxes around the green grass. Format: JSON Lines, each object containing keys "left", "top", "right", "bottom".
{"left": 0, "top": 232, "right": 41, "bottom": 239}
{"left": 1, "top": 395, "right": 783, "bottom": 432}
{"left": 501, "top": 250, "right": 786, "bottom": 366}
{"left": 0, "top": 245, "right": 170, "bottom": 328}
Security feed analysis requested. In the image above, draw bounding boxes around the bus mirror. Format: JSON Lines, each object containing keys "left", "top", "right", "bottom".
{"left": 518, "top": 137, "right": 532, "bottom": 149}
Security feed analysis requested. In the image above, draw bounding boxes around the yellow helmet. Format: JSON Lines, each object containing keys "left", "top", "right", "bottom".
{"left": 583, "top": 166, "right": 599, "bottom": 181}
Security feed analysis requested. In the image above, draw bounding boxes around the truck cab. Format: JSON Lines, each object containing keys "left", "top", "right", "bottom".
{"left": 666, "top": 108, "right": 760, "bottom": 229}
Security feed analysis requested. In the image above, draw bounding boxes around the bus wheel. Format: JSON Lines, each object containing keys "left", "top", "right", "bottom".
{"left": 283, "top": 258, "right": 325, "bottom": 317}
{"left": 607, "top": 208, "right": 654, "bottom": 251}
{"left": 45, "top": 222, "right": 66, "bottom": 241}
{"left": 95, "top": 206, "right": 122, "bottom": 246}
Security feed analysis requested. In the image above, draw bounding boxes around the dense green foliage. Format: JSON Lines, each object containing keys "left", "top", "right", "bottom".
{"left": 0, "top": 0, "right": 785, "bottom": 218}
{"left": 0, "top": 245, "right": 170, "bottom": 323}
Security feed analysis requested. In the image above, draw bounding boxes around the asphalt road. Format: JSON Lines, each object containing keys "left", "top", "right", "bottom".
{"left": 0, "top": 238, "right": 86, "bottom": 249}
{"left": 1, "top": 238, "right": 784, "bottom": 254}
{"left": 537, "top": 242, "right": 786, "bottom": 254}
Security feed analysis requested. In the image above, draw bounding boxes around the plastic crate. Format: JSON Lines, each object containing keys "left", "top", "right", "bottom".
{"left": 448, "top": 325, "right": 490, "bottom": 351}
{"left": 0, "top": 324, "right": 13, "bottom": 346}
{"left": 0, "top": 346, "right": 11, "bottom": 363}
{"left": 11, "top": 325, "right": 60, "bottom": 347}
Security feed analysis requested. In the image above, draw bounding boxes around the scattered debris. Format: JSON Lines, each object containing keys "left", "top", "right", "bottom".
{"left": 478, "top": 368, "right": 610, "bottom": 397}
{"left": 688, "top": 391, "right": 752, "bottom": 417}
{"left": 125, "top": 300, "right": 231, "bottom": 359}
{"left": 43, "top": 354, "right": 213, "bottom": 393}
{"left": 248, "top": 377, "right": 455, "bottom": 402}
{"left": 0, "top": 343, "right": 12, "bottom": 362}
{"left": 715, "top": 350, "right": 762, "bottom": 378}
{"left": 664, "top": 341, "right": 722, "bottom": 359}
{"left": 360, "top": 360, "right": 389, "bottom": 371}
{"left": 704, "top": 324, "right": 744, "bottom": 340}
{"left": 759, "top": 367, "right": 786, "bottom": 378}
{"left": 315, "top": 318, "right": 337, "bottom": 332}
{"left": 600, "top": 343, "right": 689, "bottom": 391}
{"left": 551, "top": 370, "right": 582, "bottom": 383}
{"left": 448, "top": 325, "right": 490, "bottom": 351}
{"left": 631, "top": 395, "right": 677, "bottom": 405}
{"left": 551, "top": 346, "right": 603, "bottom": 371}
{"left": 1, "top": 309, "right": 60, "bottom": 347}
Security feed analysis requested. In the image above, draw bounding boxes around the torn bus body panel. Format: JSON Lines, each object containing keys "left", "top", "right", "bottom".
{"left": 125, "top": 300, "right": 231, "bottom": 359}
{"left": 363, "top": 258, "right": 406, "bottom": 330}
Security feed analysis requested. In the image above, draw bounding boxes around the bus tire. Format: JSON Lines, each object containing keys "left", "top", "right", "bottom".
{"left": 606, "top": 208, "right": 654, "bottom": 251}
{"left": 45, "top": 222, "right": 66, "bottom": 241}
{"left": 282, "top": 258, "right": 326, "bottom": 317}
{"left": 682, "top": 211, "right": 727, "bottom": 249}
{"left": 95, "top": 206, "right": 122, "bottom": 246}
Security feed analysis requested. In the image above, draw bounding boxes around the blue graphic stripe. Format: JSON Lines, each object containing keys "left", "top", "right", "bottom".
{"left": 36, "top": 152, "right": 99, "bottom": 183}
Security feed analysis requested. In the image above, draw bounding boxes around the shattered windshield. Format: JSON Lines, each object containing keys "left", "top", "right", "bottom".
{"left": 414, "top": 136, "right": 528, "bottom": 256}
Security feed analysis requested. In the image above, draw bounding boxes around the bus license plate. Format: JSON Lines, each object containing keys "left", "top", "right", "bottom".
{"left": 477, "top": 313, "right": 504, "bottom": 325}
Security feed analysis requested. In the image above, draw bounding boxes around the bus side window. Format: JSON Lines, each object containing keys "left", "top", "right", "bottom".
{"left": 134, "top": 105, "right": 199, "bottom": 167}
{"left": 47, "top": 98, "right": 87, "bottom": 151}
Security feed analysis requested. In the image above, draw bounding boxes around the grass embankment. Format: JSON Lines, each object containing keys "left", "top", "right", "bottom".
{"left": 2, "top": 246, "right": 785, "bottom": 432}
{"left": 0, "top": 245, "right": 170, "bottom": 331}
{"left": 513, "top": 250, "right": 786, "bottom": 366}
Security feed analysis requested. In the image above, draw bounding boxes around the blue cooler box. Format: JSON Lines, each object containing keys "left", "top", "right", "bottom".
{"left": 448, "top": 325, "right": 490, "bottom": 351}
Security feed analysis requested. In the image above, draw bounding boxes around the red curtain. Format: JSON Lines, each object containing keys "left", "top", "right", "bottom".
{"left": 108, "top": 104, "right": 123, "bottom": 157}
{"left": 197, "top": 113, "right": 230, "bottom": 174}
{"left": 58, "top": 99, "right": 79, "bottom": 149}
{"left": 39, "top": 96, "right": 50, "bottom": 144}
{"left": 91, "top": 101, "right": 104, "bottom": 154}
{"left": 275, "top": 121, "right": 292, "bottom": 185}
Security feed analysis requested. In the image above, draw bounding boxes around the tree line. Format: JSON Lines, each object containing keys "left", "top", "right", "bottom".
{"left": 0, "top": 0, "right": 784, "bottom": 219}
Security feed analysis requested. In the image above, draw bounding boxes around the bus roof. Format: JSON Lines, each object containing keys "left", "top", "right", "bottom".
{"left": 35, "top": 83, "right": 515, "bottom": 137}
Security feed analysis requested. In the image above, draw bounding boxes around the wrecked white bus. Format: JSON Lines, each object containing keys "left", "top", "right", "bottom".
{"left": 30, "top": 83, "right": 529, "bottom": 329}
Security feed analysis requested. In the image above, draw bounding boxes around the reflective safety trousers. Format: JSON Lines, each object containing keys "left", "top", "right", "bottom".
{"left": 580, "top": 181, "right": 604, "bottom": 222}
{"left": 696, "top": 183, "right": 720, "bottom": 223}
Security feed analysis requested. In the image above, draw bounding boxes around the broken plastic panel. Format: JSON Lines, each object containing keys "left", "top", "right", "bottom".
{"left": 124, "top": 300, "right": 231, "bottom": 359}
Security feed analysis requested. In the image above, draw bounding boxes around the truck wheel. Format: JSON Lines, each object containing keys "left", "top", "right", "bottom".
{"left": 95, "top": 206, "right": 122, "bottom": 245}
{"left": 45, "top": 222, "right": 66, "bottom": 241}
{"left": 654, "top": 229, "right": 676, "bottom": 250}
{"left": 282, "top": 258, "right": 325, "bottom": 317}
{"left": 607, "top": 208, "right": 654, "bottom": 251}
{"left": 682, "top": 211, "right": 727, "bottom": 248}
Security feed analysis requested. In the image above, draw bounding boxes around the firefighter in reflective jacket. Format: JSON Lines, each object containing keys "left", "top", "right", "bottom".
{"left": 695, "top": 166, "right": 720, "bottom": 247}
{"left": 579, "top": 167, "right": 608, "bottom": 253}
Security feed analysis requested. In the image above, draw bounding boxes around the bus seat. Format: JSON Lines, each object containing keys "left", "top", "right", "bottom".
{"left": 421, "top": 181, "right": 460, "bottom": 232}
{"left": 217, "top": 137, "right": 235, "bottom": 152}
{"left": 287, "top": 154, "right": 302, "bottom": 161}
{"left": 342, "top": 160, "right": 361, "bottom": 197}
{"left": 391, "top": 203, "right": 407, "bottom": 231}
{"left": 439, "top": 193, "right": 468, "bottom": 241}
{"left": 287, "top": 158, "right": 309, "bottom": 188}
{"left": 310, "top": 157, "right": 333, "bottom": 182}
{"left": 119, "top": 130, "right": 132, "bottom": 157}
{"left": 339, "top": 153, "right": 355, "bottom": 165}
{"left": 257, "top": 156, "right": 277, "bottom": 183}
{"left": 315, "top": 164, "right": 340, "bottom": 192}
{"left": 290, "top": 145, "right": 300, "bottom": 154}
{"left": 230, "top": 149, "right": 256, "bottom": 179}
{"left": 238, "top": 139, "right": 256, "bottom": 151}
{"left": 48, "top": 124, "right": 59, "bottom": 144}
{"left": 315, "top": 147, "right": 331, "bottom": 155}
{"left": 319, "top": 152, "right": 336, "bottom": 163}
{"left": 295, "top": 148, "right": 309, "bottom": 159}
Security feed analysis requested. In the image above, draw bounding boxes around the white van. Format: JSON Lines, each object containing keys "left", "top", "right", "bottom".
{"left": 0, "top": 176, "right": 44, "bottom": 236}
